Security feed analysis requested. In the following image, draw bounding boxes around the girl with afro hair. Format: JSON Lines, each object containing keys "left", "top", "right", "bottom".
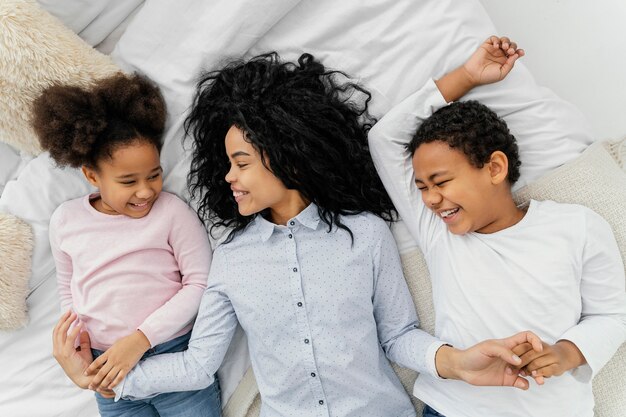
{"left": 67, "top": 53, "right": 543, "bottom": 417}
{"left": 37, "top": 73, "right": 221, "bottom": 417}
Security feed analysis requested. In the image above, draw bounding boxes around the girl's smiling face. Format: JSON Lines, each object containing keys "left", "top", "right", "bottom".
{"left": 224, "top": 125, "right": 306, "bottom": 224}
{"left": 82, "top": 140, "right": 163, "bottom": 218}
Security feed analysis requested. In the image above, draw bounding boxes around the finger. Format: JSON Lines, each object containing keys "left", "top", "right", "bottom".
{"left": 525, "top": 355, "right": 554, "bottom": 373}
{"left": 98, "top": 388, "right": 116, "bottom": 399}
{"left": 505, "top": 331, "right": 543, "bottom": 353}
{"left": 101, "top": 368, "right": 121, "bottom": 389}
{"left": 79, "top": 331, "right": 91, "bottom": 351}
{"left": 487, "top": 35, "right": 500, "bottom": 48}
{"left": 484, "top": 344, "right": 524, "bottom": 367}
{"left": 533, "top": 363, "right": 560, "bottom": 379}
{"left": 507, "top": 42, "right": 518, "bottom": 55}
{"left": 499, "top": 36, "right": 511, "bottom": 51}
{"left": 109, "top": 370, "right": 127, "bottom": 389}
{"left": 53, "top": 310, "right": 72, "bottom": 339}
{"left": 65, "top": 322, "right": 83, "bottom": 350}
{"left": 55, "top": 312, "right": 77, "bottom": 347}
{"left": 86, "top": 353, "right": 108, "bottom": 376}
{"left": 500, "top": 53, "right": 520, "bottom": 78}
{"left": 90, "top": 362, "right": 114, "bottom": 390}
{"left": 511, "top": 342, "right": 533, "bottom": 357}
{"left": 533, "top": 374, "right": 545, "bottom": 385}
{"left": 512, "top": 375, "right": 529, "bottom": 390}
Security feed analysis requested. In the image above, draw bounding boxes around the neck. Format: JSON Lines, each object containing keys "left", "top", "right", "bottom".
{"left": 269, "top": 191, "right": 308, "bottom": 225}
{"left": 477, "top": 195, "right": 526, "bottom": 234}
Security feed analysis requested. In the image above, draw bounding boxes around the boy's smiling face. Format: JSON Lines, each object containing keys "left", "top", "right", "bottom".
{"left": 412, "top": 141, "right": 513, "bottom": 235}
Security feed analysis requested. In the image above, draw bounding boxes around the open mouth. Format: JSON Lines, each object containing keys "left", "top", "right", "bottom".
{"left": 129, "top": 201, "right": 150, "bottom": 210}
{"left": 440, "top": 208, "right": 459, "bottom": 219}
{"left": 233, "top": 191, "right": 249, "bottom": 202}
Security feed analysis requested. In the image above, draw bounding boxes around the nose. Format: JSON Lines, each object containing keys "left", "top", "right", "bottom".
{"left": 422, "top": 188, "right": 443, "bottom": 208}
{"left": 225, "top": 164, "right": 235, "bottom": 184}
{"left": 136, "top": 183, "right": 155, "bottom": 199}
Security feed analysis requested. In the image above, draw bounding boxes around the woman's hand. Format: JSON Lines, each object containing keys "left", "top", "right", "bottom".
{"left": 52, "top": 311, "right": 95, "bottom": 389}
{"left": 85, "top": 330, "right": 151, "bottom": 391}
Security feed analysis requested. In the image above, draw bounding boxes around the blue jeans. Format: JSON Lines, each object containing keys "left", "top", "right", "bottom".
{"left": 92, "top": 332, "right": 221, "bottom": 417}
{"left": 423, "top": 404, "right": 447, "bottom": 417}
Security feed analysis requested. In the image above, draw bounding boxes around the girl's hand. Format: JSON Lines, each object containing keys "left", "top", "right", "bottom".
{"left": 462, "top": 35, "right": 525, "bottom": 87}
{"left": 52, "top": 311, "right": 94, "bottom": 389}
{"left": 518, "top": 340, "right": 586, "bottom": 380}
{"left": 85, "top": 330, "right": 151, "bottom": 391}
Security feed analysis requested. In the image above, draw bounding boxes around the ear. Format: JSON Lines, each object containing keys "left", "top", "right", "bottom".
{"left": 487, "top": 151, "right": 509, "bottom": 185}
{"left": 81, "top": 165, "right": 100, "bottom": 188}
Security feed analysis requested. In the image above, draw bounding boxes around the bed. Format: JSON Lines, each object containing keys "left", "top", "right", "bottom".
{"left": 1, "top": 1, "right": 624, "bottom": 416}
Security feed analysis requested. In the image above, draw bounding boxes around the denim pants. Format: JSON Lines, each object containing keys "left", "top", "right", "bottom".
{"left": 423, "top": 404, "right": 447, "bottom": 417}
{"left": 91, "top": 332, "right": 221, "bottom": 417}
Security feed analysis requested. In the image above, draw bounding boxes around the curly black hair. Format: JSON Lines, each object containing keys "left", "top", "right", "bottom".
{"left": 186, "top": 52, "right": 396, "bottom": 241}
{"left": 408, "top": 100, "right": 521, "bottom": 184}
{"left": 32, "top": 73, "right": 166, "bottom": 169}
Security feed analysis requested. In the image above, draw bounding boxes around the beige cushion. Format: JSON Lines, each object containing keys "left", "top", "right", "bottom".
{"left": 226, "top": 139, "right": 626, "bottom": 417}
{"left": 0, "top": 0, "right": 120, "bottom": 156}
{"left": 0, "top": 213, "right": 33, "bottom": 330}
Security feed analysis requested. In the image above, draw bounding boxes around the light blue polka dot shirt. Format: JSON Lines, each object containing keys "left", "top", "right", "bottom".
{"left": 116, "top": 204, "right": 444, "bottom": 416}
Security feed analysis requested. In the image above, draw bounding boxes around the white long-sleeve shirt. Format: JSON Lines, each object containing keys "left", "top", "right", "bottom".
{"left": 368, "top": 79, "right": 626, "bottom": 417}
{"left": 116, "top": 205, "right": 445, "bottom": 417}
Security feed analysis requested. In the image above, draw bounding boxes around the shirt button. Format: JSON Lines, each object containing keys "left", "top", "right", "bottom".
{"left": 297, "top": 302, "right": 303, "bottom": 307}
{"left": 289, "top": 221, "right": 295, "bottom": 226}
{"left": 319, "top": 400, "right": 324, "bottom": 405}
{"left": 304, "top": 338, "right": 309, "bottom": 344}
{"left": 293, "top": 267, "right": 298, "bottom": 272}
{"left": 288, "top": 234, "right": 293, "bottom": 239}
{"left": 311, "top": 372, "right": 316, "bottom": 377}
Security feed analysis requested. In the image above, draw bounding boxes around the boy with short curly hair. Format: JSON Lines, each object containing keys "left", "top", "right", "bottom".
{"left": 369, "top": 36, "right": 626, "bottom": 417}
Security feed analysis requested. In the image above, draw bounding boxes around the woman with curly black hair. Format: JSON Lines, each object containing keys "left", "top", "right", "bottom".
{"left": 186, "top": 52, "right": 395, "bottom": 242}
{"left": 62, "top": 53, "right": 542, "bottom": 417}
{"left": 39, "top": 73, "right": 220, "bottom": 417}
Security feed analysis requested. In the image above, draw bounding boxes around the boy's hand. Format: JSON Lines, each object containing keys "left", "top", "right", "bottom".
{"left": 463, "top": 35, "right": 525, "bottom": 86}
{"left": 435, "top": 35, "right": 524, "bottom": 102}
{"left": 518, "top": 340, "right": 586, "bottom": 380}
{"left": 85, "top": 330, "right": 151, "bottom": 391}
{"left": 436, "top": 331, "right": 544, "bottom": 390}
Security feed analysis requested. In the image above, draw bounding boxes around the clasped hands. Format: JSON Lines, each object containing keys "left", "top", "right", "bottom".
{"left": 52, "top": 311, "right": 151, "bottom": 399}
{"left": 436, "top": 330, "right": 586, "bottom": 390}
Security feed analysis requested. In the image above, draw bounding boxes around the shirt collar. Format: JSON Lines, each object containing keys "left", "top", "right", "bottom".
{"left": 255, "top": 203, "right": 321, "bottom": 242}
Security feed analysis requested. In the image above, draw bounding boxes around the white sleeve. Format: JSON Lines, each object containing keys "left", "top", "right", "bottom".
{"left": 559, "top": 210, "right": 626, "bottom": 382}
{"left": 368, "top": 79, "right": 448, "bottom": 251}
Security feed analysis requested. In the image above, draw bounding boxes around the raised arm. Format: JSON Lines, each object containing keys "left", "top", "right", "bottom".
{"left": 368, "top": 35, "right": 523, "bottom": 248}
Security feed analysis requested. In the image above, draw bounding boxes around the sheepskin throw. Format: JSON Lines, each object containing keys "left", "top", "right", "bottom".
{"left": 0, "top": 0, "right": 120, "bottom": 156}
{"left": 0, "top": 213, "right": 33, "bottom": 330}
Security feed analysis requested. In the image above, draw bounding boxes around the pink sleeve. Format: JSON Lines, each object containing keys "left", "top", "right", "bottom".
{"left": 137, "top": 197, "right": 211, "bottom": 346}
{"left": 49, "top": 208, "right": 73, "bottom": 313}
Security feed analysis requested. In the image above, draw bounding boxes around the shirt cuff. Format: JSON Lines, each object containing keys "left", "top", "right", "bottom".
{"left": 112, "top": 377, "right": 126, "bottom": 402}
{"left": 425, "top": 340, "right": 449, "bottom": 380}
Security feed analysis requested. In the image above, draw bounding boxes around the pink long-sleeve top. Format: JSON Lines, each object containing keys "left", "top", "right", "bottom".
{"left": 49, "top": 191, "right": 211, "bottom": 351}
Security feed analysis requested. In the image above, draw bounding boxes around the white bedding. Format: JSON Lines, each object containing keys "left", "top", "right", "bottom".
{"left": 0, "top": 1, "right": 617, "bottom": 416}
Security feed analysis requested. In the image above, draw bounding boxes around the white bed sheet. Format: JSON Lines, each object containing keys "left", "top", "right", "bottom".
{"left": 0, "top": 1, "right": 602, "bottom": 416}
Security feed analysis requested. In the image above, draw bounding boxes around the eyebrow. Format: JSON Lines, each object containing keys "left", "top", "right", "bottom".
{"left": 115, "top": 166, "right": 162, "bottom": 179}
{"left": 414, "top": 171, "right": 449, "bottom": 184}
{"left": 230, "top": 151, "right": 251, "bottom": 158}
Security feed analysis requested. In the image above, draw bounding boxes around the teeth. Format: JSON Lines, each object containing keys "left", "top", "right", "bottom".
{"left": 133, "top": 202, "right": 147, "bottom": 207}
{"left": 440, "top": 208, "right": 458, "bottom": 218}
{"left": 233, "top": 191, "right": 248, "bottom": 197}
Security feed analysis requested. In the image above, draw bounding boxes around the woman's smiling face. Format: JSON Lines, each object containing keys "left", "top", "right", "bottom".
{"left": 224, "top": 125, "right": 300, "bottom": 222}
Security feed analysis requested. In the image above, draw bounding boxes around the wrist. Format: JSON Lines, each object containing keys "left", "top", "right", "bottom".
{"left": 555, "top": 340, "right": 586, "bottom": 371}
{"left": 132, "top": 330, "right": 152, "bottom": 352}
{"left": 434, "top": 344, "right": 460, "bottom": 380}
{"left": 435, "top": 66, "right": 476, "bottom": 103}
